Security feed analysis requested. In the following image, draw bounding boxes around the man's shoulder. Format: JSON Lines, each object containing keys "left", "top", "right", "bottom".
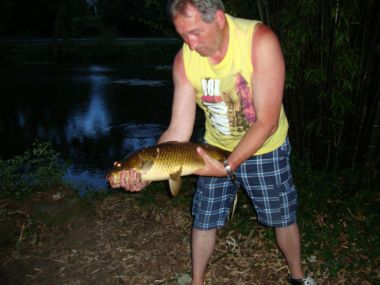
{"left": 251, "top": 24, "right": 280, "bottom": 49}
{"left": 226, "top": 13, "right": 261, "bottom": 30}
{"left": 173, "top": 47, "right": 185, "bottom": 70}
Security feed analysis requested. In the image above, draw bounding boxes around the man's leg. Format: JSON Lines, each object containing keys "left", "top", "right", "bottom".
{"left": 191, "top": 228, "right": 217, "bottom": 285}
{"left": 275, "top": 222, "right": 304, "bottom": 279}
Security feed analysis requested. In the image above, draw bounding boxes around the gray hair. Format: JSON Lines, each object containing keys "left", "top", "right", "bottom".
{"left": 167, "top": 0, "right": 225, "bottom": 23}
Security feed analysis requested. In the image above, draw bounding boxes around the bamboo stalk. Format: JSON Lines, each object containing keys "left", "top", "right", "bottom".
{"left": 263, "top": 0, "right": 271, "bottom": 27}
{"left": 353, "top": 1, "right": 380, "bottom": 164}
{"left": 256, "top": 0, "right": 264, "bottom": 23}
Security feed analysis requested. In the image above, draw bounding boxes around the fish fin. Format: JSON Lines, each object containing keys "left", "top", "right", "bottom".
{"left": 168, "top": 167, "right": 182, "bottom": 196}
{"left": 140, "top": 160, "right": 154, "bottom": 174}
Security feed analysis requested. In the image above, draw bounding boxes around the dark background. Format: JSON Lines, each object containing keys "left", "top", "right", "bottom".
{"left": 0, "top": 0, "right": 379, "bottom": 173}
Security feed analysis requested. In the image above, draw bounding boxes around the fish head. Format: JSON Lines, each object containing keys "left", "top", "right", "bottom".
{"left": 106, "top": 153, "right": 154, "bottom": 184}
{"left": 106, "top": 161, "right": 125, "bottom": 184}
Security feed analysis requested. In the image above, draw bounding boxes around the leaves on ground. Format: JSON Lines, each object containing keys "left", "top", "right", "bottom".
{"left": 0, "top": 184, "right": 379, "bottom": 284}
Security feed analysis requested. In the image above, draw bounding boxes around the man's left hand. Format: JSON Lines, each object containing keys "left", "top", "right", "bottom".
{"left": 194, "top": 147, "right": 227, "bottom": 177}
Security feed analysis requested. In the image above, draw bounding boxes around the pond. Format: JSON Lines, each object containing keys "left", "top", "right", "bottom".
{"left": 0, "top": 62, "right": 203, "bottom": 192}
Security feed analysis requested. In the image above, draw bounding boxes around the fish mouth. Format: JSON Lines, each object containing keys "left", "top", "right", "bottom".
{"left": 106, "top": 172, "right": 120, "bottom": 184}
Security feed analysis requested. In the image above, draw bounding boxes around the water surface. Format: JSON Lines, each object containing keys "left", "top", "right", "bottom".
{"left": 0, "top": 62, "right": 184, "bottom": 191}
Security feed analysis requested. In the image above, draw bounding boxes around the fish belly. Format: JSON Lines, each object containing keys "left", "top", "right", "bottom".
{"left": 141, "top": 163, "right": 202, "bottom": 181}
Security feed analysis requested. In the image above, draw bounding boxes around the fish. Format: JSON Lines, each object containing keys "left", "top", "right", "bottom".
{"left": 107, "top": 141, "right": 230, "bottom": 196}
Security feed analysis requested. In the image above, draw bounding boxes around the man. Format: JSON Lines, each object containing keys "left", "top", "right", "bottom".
{"left": 109, "top": 1, "right": 316, "bottom": 284}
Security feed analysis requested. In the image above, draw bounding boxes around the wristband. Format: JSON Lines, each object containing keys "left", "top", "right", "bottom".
{"left": 224, "top": 160, "right": 236, "bottom": 181}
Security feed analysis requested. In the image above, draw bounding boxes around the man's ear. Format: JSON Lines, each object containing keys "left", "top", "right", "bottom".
{"left": 214, "top": 10, "right": 226, "bottom": 29}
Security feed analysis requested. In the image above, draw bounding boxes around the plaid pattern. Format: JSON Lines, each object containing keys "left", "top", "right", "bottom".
{"left": 192, "top": 138, "right": 298, "bottom": 229}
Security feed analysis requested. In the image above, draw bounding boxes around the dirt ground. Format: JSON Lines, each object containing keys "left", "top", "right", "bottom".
{"left": 0, "top": 185, "right": 372, "bottom": 285}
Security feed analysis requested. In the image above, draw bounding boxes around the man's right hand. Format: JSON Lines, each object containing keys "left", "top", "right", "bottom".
{"left": 108, "top": 168, "right": 150, "bottom": 192}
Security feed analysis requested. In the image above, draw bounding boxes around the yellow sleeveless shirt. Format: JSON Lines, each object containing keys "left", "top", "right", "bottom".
{"left": 183, "top": 14, "right": 288, "bottom": 155}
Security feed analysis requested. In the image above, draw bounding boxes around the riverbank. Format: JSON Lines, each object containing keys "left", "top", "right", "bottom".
{"left": 1, "top": 176, "right": 379, "bottom": 284}
{"left": 0, "top": 37, "right": 181, "bottom": 65}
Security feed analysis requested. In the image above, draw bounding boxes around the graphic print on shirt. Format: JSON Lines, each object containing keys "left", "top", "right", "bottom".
{"left": 201, "top": 73, "right": 256, "bottom": 137}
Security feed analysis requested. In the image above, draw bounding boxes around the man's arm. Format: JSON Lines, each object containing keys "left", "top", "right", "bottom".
{"left": 159, "top": 48, "right": 197, "bottom": 143}
{"left": 227, "top": 24, "right": 286, "bottom": 170}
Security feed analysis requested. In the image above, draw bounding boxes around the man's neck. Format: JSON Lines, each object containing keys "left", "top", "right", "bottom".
{"left": 208, "top": 19, "right": 229, "bottom": 65}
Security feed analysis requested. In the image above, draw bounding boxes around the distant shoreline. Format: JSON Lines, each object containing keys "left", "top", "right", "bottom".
{"left": 0, "top": 37, "right": 182, "bottom": 64}
{"left": 1, "top": 37, "right": 180, "bottom": 44}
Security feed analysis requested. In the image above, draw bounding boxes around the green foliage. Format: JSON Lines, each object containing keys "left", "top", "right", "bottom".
{"left": 272, "top": 0, "right": 374, "bottom": 169}
{"left": 0, "top": 141, "right": 66, "bottom": 199}
{"left": 100, "top": 0, "right": 173, "bottom": 36}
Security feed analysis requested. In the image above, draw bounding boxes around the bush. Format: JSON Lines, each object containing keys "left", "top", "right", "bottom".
{"left": 0, "top": 141, "right": 66, "bottom": 198}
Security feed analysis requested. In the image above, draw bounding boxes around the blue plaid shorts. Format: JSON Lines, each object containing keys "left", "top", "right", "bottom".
{"left": 192, "top": 138, "right": 298, "bottom": 229}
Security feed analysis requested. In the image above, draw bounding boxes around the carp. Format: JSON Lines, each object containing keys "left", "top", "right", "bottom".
{"left": 107, "top": 141, "right": 230, "bottom": 196}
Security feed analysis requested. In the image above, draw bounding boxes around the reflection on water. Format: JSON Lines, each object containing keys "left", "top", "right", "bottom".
{"left": 0, "top": 63, "right": 181, "bottom": 192}
{"left": 66, "top": 67, "right": 110, "bottom": 140}
{"left": 64, "top": 168, "right": 109, "bottom": 196}
{"left": 113, "top": 123, "right": 167, "bottom": 153}
{"left": 64, "top": 122, "right": 167, "bottom": 193}
{"left": 112, "top": 79, "right": 169, "bottom": 86}
{"left": 66, "top": 93, "right": 109, "bottom": 140}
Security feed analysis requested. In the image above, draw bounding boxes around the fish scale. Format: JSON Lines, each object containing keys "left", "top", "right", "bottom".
{"left": 140, "top": 144, "right": 205, "bottom": 180}
{"left": 107, "top": 141, "right": 230, "bottom": 196}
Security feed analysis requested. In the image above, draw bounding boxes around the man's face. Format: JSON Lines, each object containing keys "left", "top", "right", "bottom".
{"left": 173, "top": 4, "right": 223, "bottom": 57}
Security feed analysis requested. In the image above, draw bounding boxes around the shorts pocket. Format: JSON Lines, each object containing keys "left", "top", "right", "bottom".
{"left": 276, "top": 177, "right": 298, "bottom": 226}
{"left": 253, "top": 177, "right": 298, "bottom": 227}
